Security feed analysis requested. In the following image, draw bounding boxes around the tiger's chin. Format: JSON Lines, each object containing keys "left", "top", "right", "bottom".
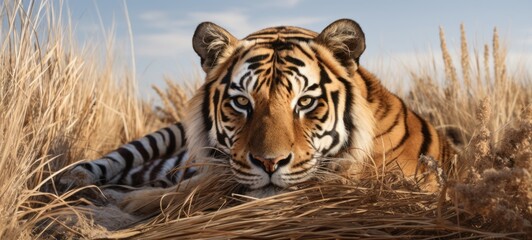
{"left": 244, "top": 184, "right": 288, "bottom": 199}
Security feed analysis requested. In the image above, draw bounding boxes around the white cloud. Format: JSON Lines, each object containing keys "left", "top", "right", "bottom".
{"left": 260, "top": 0, "right": 303, "bottom": 8}
{"left": 134, "top": 7, "right": 325, "bottom": 58}
{"left": 187, "top": 10, "right": 256, "bottom": 37}
{"left": 135, "top": 31, "right": 190, "bottom": 57}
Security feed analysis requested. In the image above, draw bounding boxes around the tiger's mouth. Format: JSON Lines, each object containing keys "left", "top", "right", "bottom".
{"left": 229, "top": 155, "right": 319, "bottom": 190}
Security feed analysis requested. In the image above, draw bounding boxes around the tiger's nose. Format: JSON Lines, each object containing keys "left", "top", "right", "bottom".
{"left": 249, "top": 153, "right": 292, "bottom": 174}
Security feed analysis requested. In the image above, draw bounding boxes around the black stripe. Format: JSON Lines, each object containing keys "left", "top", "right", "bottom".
{"left": 338, "top": 77, "right": 354, "bottom": 152}
{"left": 156, "top": 131, "right": 167, "bottom": 143}
{"left": 244, "top": 36, "right": 276, "bottom": 41}
{"left": 80, "top": 163, "right": 93, "bottom": 172}
{"left": 292, "top": 44, "right": 314, "bottom": 61}
{"left": 292, "top": 158, "right": 313, "bottom": 168}
{"left": 414, "top": 112, "right": 432, "bottom": 156}
{"left": 117, "top": 147, "right": 135, "bottom": 175}
{"left": 161, "top": 180, "right": 171, "bottom": 188}
{"left": 358, "top": 70, "right": 374, "bottom": 102}
{"left": 230, "top": 82, "right": 243, "bottom": 91}
{"left": 146, "top": 135, "right": 160, "bottom": 159}
{"left": 234, "top": 176, "right": 256, "bottom": 182}
{"left": 130, "top": 140, "right": 150, "bottom": 161}
{"left": 284, "top": 55, "right": 305, "bottom": 67}
{"left": 285, "top": 36, "right": 312, "bottom": 42}
{"left": 183, "top": 168, "right": 196, "bottom": 180}
{"left": 231, "top": 159, "right": 251, "bottom": 170}
{"left": 131, "top": 167, "right": 147, "bottom": 186}
{"left": 213, "top": 89, "right": 227, "bottom": 147}
{"left": 175, "top": 122, "right": 186, "bottom": 146}
{"left": 202, "top": 81, "right": 214, "bottom": 132}
{"left": 95, "top": 163, "right": 107, "bottom": 184}
{"left": 288, "top": 66, "right": 309, "bottom": 87}
{"left": 248, "top": 62, "right": 262, "bottom": 70}
{"left": 173, "top": 151, "right": 186, "bottom": 168}
{"left": 150, "top": 158, "right": 167, "bottom": 181}
{"left": 320, "top": 91, "right": 341, "bottom": 155}
{"left": 377, "top": 97, "right": 392, "bottom": 120}
{"left": 318, "top": 63, "right": 332, "bottom": 84}
{"left": 306, "top": 84, "right": 319, "bottom": 91}
{"left": 387, "top": 100, "right": 410, "bottom": 154}
{"left": 374, "top": 105, "right": 402, "bottom": 139}
{"left": 255, "top": 76, "right": 268, "bottom": 92}
{"left": 237, "top": 72, "right": 251, "bottom": 88}
{"left": 263, "top": 68, "right": 271, "bottom": 76}
{"left": 166, "top": 152, "right": 186, "bottom": 182}
{"left": 285, "top": 167, "right": 311, "bottom": 176}
{"left": 163, "top": 127, "right": 177, "bottom": 157}
{"left": 246, "top": 54, "right": 269, "bottom": 63}
{"left": 221, "top": 57, "right": 239, "bottom": 85}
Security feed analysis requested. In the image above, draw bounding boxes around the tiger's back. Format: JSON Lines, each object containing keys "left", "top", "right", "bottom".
{"left": 353, "top": 67, "right": 455, "bottom": 187}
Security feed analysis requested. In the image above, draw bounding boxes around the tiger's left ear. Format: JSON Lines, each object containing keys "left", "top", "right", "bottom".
{"left": 315, "top": 19, "right": 366, "bottom": 66}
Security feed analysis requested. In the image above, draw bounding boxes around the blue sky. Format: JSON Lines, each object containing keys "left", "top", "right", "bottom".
{"left": 66, "top": 0, "right": 531, "bottom": 98}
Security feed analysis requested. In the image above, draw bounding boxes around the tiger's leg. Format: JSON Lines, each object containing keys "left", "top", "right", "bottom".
{"left": 60, "top": 123, "right": 186, "bottom": 188}
{"left": 120, "top": 150, "right": 197, "bottom": 188}
{"left": 114, "top": 173, "right": 204, "bottom": 215}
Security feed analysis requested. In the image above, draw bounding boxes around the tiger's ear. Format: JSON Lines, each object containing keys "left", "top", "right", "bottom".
{"left": 193, "top": 22, "right": 238, "bottom": 72}
{"left": 315, "top": 19, "right": 366, "bottom": 66}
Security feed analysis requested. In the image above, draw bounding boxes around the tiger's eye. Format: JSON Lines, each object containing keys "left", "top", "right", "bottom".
{"left": 298, "top": 97, "right": 313, "bottom": 107}
{"left": 235, "top": 96, "right": 249, "bottom": 107}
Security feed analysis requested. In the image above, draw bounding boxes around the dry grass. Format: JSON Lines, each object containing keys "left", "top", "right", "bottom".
{"left": 1, "top": 1, "right": 530, "bottom": 239}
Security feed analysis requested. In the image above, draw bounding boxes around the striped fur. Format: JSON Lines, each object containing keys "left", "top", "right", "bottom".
{"left": 60, "top": 123, "right": 194, "bottom": 188}
{"left": 61, "top": 19, "right": 454, "bottom": 194}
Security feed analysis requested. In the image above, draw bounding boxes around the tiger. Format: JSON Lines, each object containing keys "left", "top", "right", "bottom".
{"left": 59, "top": 19, "right": 455, "bottom": 210}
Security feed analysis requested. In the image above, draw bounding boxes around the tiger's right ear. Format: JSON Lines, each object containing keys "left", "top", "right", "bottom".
{"left": 315, "top": 19, "right": 366, "bottom": 67}
{"left": 193, "top": 22, "right": 238, "bottom": 72}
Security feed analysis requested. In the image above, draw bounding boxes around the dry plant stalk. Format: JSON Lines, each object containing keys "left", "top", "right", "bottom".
{"left": 439, "top": 26, "right": 458, "bottom": 100}
{"left": 460, "top": 23, "right": 471, "bottom": 89}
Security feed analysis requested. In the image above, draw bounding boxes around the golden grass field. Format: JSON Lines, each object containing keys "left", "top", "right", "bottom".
{"left": 1, "top": 1, "right": 530, "bottom": 239}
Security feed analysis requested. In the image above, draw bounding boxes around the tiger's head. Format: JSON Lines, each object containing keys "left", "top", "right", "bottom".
{"left": 185, "top": 19, "right": 374, "bottom": 191}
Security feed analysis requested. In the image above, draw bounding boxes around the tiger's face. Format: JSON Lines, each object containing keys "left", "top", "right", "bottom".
{"left": 187, "top": 19, "right": 374, "bottom": 190}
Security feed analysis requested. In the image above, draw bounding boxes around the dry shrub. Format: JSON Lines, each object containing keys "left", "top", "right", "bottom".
{"left": 1, "top": 1, "right": 530, "bottom": 239}
{"left": 448, "top": 103, "right": 531, "bottom": 232}
{"left": 0, "top": 1, "right": 160, "bottom": 238}
{"left": 152, "top": 77, "right": 198, "bottom": 123}
{"left": 406, "top": 24, "right": 531, "bottom": 235}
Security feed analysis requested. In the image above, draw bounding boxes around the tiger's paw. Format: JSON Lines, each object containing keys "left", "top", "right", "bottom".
{"left": 58, "top": 163, "right": 100, "bottom": 190}
{"left": 117, "top": 187, "right": 178, "bottom": 215}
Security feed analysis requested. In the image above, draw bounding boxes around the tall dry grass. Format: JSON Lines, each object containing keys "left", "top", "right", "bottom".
{"left": 0, "top": 1, "right": 530, "bottom": 239}
{"left": 0, "top": 1, "right": 165, "bottom": 238}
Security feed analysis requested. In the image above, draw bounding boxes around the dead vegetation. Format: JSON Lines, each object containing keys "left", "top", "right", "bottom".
{"left": 0, "top": 1, "right": 530, "bottom": 239}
